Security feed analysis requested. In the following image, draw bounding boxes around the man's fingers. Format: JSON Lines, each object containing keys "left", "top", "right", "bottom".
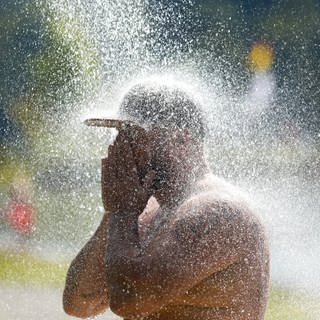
{"left": 101, "top": 157, "right": 109, "bottom": 173}
{"left": 116, "top": 129, "right": 130, "bottom": 145}
{"left": 102, "top": 157, "right": 116, "bottom": 185}
{"left": 112, "top": 131, "right": 136, "bottom": 181}
{"left": 108, "top": 144, "right": 114, "bottom": 156}
{"left": 108, "top": 129, "right": 142, "bottom": 192}
{"left": 102, "top": 157, "right": 116, "bottom": 181}
{"left": 143, "top": 170, "right": 156, "bottom": 191}
{"left": 117, "top": 130, "right": 138, "bottom": 172}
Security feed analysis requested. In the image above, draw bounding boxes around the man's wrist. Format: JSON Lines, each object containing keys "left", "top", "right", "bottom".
{"left": 108, "top": 201, "right": 147, "bottom": 217}
{"left": 113, "top": 208, "right": 142, "bottom": 220}
{"left": 108, "top": 210, "right": 140, "bottom": 243}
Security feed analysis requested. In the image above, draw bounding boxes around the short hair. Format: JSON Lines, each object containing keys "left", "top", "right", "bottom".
{"left": 119, "top": 83, "right": 206, "bottom": 140}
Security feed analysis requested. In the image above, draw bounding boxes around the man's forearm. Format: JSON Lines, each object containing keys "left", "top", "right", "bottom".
{"left": 63, "top": 212, "right": 110, "bottom": 318}
{"left": 105, "top": 210, "right": 147, "bottom": 316}
{"left": 108, "top": 210, "right": 140, "bottom": 247}
{"left": 106, "top": 208, "right": 176, "bottom": 318}
{"left": 106, "top": 210, "right": 142, "bottom": 279}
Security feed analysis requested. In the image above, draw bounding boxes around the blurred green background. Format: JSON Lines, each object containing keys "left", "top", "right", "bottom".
{"left": 0, "top": 0, "right": 319, "bottom": 319}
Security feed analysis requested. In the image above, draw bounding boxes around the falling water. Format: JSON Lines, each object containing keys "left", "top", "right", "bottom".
{"left": 1, "top": 0, "right": 320, "bottom": 319}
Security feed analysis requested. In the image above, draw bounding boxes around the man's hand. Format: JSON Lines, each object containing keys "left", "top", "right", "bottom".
{"left": 102, "top": 129, "right": 155, "bottom": 214}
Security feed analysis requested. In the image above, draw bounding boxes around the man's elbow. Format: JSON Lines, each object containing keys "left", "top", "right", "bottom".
{"left": 109, "top": 298, "right": 150, "bottom": 319}
{"left": 108, "top": 287, "right": 162, "bottom": 319}
{"left": 63, "top": 291, "right": 89, "bottom": 319}
{"left": 63, "top": 294, "right": 86, "bottom": 318}
{"left": 63, "top": 288, "right": 108, "bottom": 319}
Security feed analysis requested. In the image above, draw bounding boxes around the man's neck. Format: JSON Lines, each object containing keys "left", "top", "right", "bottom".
{"left": 155, "top": 163, "right": 210, "bottom": 209}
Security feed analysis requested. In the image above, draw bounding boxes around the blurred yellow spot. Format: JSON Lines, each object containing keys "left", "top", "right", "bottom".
{"left": 248, "top": 42, "right": 273, "bottom": 72}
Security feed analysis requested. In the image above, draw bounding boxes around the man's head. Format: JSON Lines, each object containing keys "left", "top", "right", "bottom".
{"left": 118, "top": 82, "right": 208, "bottom": 205}
{"left": 119, "top": 82, "right": 206, "bottom": 142}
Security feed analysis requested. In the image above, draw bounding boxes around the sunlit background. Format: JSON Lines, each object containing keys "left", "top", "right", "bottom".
{"left": 0, "top": 0, "right": 319, "bottom": 319}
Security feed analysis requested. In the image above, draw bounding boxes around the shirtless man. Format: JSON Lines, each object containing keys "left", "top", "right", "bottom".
{"left": 63, "top": 83, "right": 269, "bottom": 320}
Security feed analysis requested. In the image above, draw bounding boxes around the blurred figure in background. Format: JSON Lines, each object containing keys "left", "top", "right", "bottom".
{"left": 245, "top": 40, "right": 275, "bottom": 117}
{"left": 5, "top": 176, "right": 36, "bottom": 244}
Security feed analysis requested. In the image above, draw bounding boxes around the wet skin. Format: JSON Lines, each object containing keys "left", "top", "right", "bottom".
{"left": 63, "top": 127, "right": 269, "bottom": 320}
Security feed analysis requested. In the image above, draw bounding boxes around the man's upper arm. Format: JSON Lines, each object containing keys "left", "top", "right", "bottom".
{"left": 146, "top": 198, "right": 245, "bottom": 290}
{"left": 112, "top": 197, "right": 247, "bottom": 317}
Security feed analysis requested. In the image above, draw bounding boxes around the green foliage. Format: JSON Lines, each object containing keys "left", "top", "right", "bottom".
{"left": 5, "top": 3, "right": 102, "bottom": 164}
{"left": 9, "top": 94, "right": 46, "bottom": 140}
{"left": 0, "top": 161, "right": 31, "bottom": 194}
{"left": 0, "top": 250, "right": 68, "bottom": 287}
{"left": 196, "top": 1, "right": 251, "bottom": 93}
{"left": 262, "top": 0, "right": 320, "bottom": 42}
{"left": 30, "top": 11, "right": 101, "bottom": 105}
{"left": 266, "top": 286, "right": 320, "bottom": 320}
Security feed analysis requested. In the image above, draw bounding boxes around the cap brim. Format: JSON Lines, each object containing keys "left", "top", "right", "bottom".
{"left": 84, "top": 118, "right": 137, "bottom": 128}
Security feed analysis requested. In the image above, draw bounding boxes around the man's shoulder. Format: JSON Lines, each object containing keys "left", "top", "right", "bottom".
{"left": 172, "top": 177, "right": 266, "bottom": 252}
{"left": 176, "top": 174, "right": 262, "bottom": 230}
{"left": 177, "top": 193, "right": 246, "bottom": 226}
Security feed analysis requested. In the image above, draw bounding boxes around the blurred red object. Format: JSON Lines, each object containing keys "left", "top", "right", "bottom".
{"left": 7, "top": 201, "right": 35, "bottom": 234}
